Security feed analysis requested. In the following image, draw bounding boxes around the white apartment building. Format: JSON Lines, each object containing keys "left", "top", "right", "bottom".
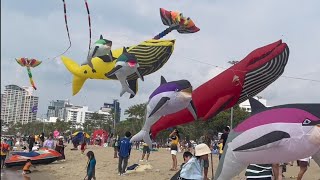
{"left": 1, "top": 85, "right": 39, "bottom": 125}
{"left": 239, "top": 96, "right": 268, "bottom": 112}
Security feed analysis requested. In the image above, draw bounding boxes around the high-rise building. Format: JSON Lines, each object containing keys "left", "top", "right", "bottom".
{"left": 1, "top": 85, "right": 39, "bottom": 125}
{"left": 102, "top": 99, "right": 121, "bottom": 123}
{"left": 47, "top": 100, "right": 70, "bottom": 120}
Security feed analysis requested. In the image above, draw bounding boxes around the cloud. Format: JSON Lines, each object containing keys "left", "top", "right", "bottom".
{"left": 1, "top": 0, "right": 320, "bottom": 121}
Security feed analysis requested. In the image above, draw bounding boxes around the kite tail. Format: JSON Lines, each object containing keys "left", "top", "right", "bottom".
{"left": 27, "top": 67, "right": 37, "bottom": 90}
{"left": 153, "top": 26, "right": 178, "bottom": 40}
{"left": 84, "top": 0, "right": 92, "bottom": 57}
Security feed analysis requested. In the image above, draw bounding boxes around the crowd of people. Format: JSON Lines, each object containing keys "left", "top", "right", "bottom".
{"left": 0, "top": 127, "right": 316, "bottom": 180}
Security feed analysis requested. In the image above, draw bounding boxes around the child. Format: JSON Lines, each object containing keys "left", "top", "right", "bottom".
{"left": 171, "top": 152, "right": 193, "bottom": 180}
{"left": 118, "top": 131, "right": 132, "bottom": 176}
{"left": 245, "top": 164, "right": 273, "bottom": 180}
{"left": 84, "top": 151, "right": 96, "bottom": 180}
{"left": 22, "top": 159, "right": 36, "bottom": 174}
{"left": 81, "top": 134, "right": 87, "bottom": 154}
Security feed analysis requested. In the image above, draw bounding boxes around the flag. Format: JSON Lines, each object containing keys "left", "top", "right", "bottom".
{"left": 32, "top": 106, "right": 38, "bottom": 113}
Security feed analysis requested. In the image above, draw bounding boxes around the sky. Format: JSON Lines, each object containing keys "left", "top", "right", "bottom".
{"left": 1, "top": 0, "right": 320, "bottom": 120}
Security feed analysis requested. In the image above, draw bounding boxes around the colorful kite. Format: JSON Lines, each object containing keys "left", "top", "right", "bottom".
{"left": 153, "top": 8, "right": 200, "bottom": 39}
{"left": 215, "top": 98, "right": 320, "bottom": 180}
{"left": 61, "top": 8, "right": 200, "bottom": 98}
{"left": 151, "top": 40, "right": 290, "bottom": 138}
{"left": 130, "top": 76, "right": 197, "bottom": 149}
{"left": 15, "top": 58, "right": 42, "bottom": 90}
{"left": 105, "top": 47, "right": 144, "bottom": 98}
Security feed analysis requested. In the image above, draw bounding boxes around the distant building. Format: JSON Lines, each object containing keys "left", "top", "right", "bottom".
{"left": 102, "top": 99, "right": 121, "bottom": 124}
{"left": 47, "top": 100, "right": 70, "bottom": 120}
{"left": 239, "top": 96, "right": 268, "bottom": 112}
{"left": 1, "top": 85, "right": 39, "bottom": 125}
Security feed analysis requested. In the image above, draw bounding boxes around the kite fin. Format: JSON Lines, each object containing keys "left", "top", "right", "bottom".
{"left": 203, "top": 94, "right": 234, "bottom": 120}
{"left": 72, "top": 75, "right": 87, "bottom": 96}
{"left": 148, "top": 97, "right": 170, "bottom": 118}
{"left": 128, "top": 79, "right": 138, "bottom": 99}
{"left": 312, "top": 150, "right": 320, "bottom": 167}
{"left": 120, "top": 80, "right": 135, "bottom": 97}
{"left": 130, "top": 130, "right": 152, "bottom": 149}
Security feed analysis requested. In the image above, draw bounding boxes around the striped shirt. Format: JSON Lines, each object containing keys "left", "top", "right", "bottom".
{"left": 245, "top": 164, "right": 273, "bottom": 179}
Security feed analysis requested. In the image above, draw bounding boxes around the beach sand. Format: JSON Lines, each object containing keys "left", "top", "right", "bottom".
{"left": 19, "top": 145, "right": 318, "bottom": 180}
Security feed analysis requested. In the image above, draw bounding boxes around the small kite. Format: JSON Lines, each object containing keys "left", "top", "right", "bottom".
{"left": 215, "top": 98, "right": 320, "bottom": 180}
{"left": 62, "top": 8, "right": 200, "bottom": 98}
{"left": 130, "top": 76, "right": 197, "bottom": 149}
{"left": 151, "top": 40, "right": 290, "bottom": 138}
{"left": 15, "top": 58, "right": 42, "bottom": 90}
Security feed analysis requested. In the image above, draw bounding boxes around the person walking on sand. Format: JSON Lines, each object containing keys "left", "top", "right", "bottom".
{"left": 113, "top": 136, "right": 119, "bottom": 158}
{"left": 296, "top": 156, "right": 311, "bottom": 180}
{"left": 55, "top": 136, "right": 66, "bottom": 161}
{"left": 140, "top": 141, "right": 150, "bottom": 162}
{"left": 84, "top": 151, "right": 96, "bottom": 180}
{"left": 169, "top": 128, "right": 180, "bottom": 171}
{"left": 118, "top": 131, "right": 132, "bottom": 176}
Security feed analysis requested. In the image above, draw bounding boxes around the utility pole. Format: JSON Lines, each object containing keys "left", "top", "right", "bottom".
{"left": 227, "top": 60, "right": 240, "bottom": 129}
{"left": 113, "top": 99, "right": 118, "bottom": 131}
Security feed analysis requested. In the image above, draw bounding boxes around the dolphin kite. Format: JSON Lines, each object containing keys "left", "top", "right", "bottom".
{"left": 215, "top": 98, "right": 320, "bottom": 180}
{"left": 151, "top": 40, "right": 290, "bottom": 138}
{"left": 105, "top": 47, "right": 144, "bottom": 98}
{"left": 84, "top": 35, "right": 113, "bottom": 73}
{"left": 130, "top": 76, "right": 197, "bottom": 149}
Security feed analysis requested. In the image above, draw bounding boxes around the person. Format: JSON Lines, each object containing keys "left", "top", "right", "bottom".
{"left": 296, "top": 157, "right": 311, "bottom": 180}
{"left": 169, "top": 128, "right": 180, "bottom": 171}
{"left": 140, "top": 141, "right": 150, "bottom": 162}
{"left": 135, "top": 141, "right": 140, "bottom": 150}
{"left": 1, "top": 139, "right": 10, "bottom": 169}
{"left": 7, "top": 137, "right": 14, "bottom": 151}
{"left": 43, "top": 133, "right": 55, "bottom": 149}
{"left": 81, "top": 133, "right": 87, "bottom": 154}
{"left": 218, "top": 142, "right": 223, "bottom": 160}
{"left": 219, "top": 126, "right": 230, "bottom": 151}
{"left": 245, "top": 164, "right": 273, "bottom": 180}
{"left": 170, "top": 151, "right": 193, "bottom": 180}
{"left": 28, "top": 134, "right": 35, "bottom": 152}
{"left": 180, "top": 143, "right": 212, "bottom": 180}
{"left": 55, "top": 136, "right": 66, "bottom": 160}
{"left": 39, "top": 132, "right": 45, "bottom": 147}
{"left": 22, "top": 159, "right": 36, "bottom": 174}
{"left": 118, "top": 131, "right": 132, "bottom": 176}
{"left": 199, "top": 132, "right": 212, "bottom": 180}
{"left": 84, "top": 151, "right": 96, "bottom": 180}
{"left": 272, "top": 163, "right": 283, "bottom": 180}
{"left": 113, "top": 136, "right": 119, "bottom": 158}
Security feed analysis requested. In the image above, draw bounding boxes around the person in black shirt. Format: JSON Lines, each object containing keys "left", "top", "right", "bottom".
{"left": 219, "top": 126, "right": 230, "bottom": 151}
{"left": 28, "top": 134, "right": 35, "bottom": 152}
{"left": 40, "top": 132, "right": 45, "bottom": 147}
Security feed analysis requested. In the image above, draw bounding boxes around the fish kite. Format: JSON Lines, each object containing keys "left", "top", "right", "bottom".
{"left": 15, "top": 58, "right": 42, "bottom": 90}
{"left": 62, "top": 8, "right": 200, "bottom": 98}
{"left": 151, "top": 40, "right": 290, "bottom": 138}
{"left": 215, "top": 98, "right": 320, "bottom": 180}
{"left": 105, "top": 47, "right": 144, "bottom": 98}
{"left": 130, "top": 76, "right": 197, "bottom": 149}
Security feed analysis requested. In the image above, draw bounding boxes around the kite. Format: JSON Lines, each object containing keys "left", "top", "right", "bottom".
{"left": 130, "top": 76, "right": 197, "bottom": 149}
{"left": 151, "top": 40, "right": 290, "bottom": 138}
{"left": 15, "top": 58, "right": 42, "bottom": 90}
{"left": 61, "top": 8, "right": 200, "bottom": 98}
{"left": 105, "top": 47, "right": 144, "bottom": 98}
{"left": 214, "top": 98, "right": 320, "bottom": 180}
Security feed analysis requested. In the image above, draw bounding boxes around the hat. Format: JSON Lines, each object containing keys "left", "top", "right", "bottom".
{"left": 195, "top": 143, "right": 211, "bottom": 156}
{"left": 58, "top": 136, "right": 64, "bottom": 139}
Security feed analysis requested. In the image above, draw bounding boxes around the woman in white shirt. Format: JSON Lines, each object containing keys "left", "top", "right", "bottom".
{"left": 180, "top": 143, "right": 211, "bottom": 180}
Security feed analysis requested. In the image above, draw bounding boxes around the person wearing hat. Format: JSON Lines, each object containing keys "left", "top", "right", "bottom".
{"left": 180, "top": 143, "right": 212, "bottom": 180}
{"left": 55, "top": 136, "right": 66, "bottom": 160}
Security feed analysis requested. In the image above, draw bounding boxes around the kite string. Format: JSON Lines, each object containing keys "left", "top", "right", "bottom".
{"left": 84, "top": 0, "right": 92, "bottom": 57}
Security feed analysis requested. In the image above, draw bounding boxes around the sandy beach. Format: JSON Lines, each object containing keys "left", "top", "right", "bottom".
{"left": 4, "top": 144, "right": 318, "bottom": 180}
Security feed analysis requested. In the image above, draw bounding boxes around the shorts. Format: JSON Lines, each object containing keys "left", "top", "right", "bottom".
{"left": 143, "top": 146, "right": 150, "bottom": 154}
{"left": 80, "top": 143, "right": 86, "bottom": 150}
{"left": 1, "top": 155, "right": 6, "bottom": 160}
{"left": 171, "top": 150, "right": 177, "bottom": 155}
{"left": 203, "top": 159, "right": 209, "bottom": 168}
{"left": 297, "top": 160, "right": 309, "bottom": 167}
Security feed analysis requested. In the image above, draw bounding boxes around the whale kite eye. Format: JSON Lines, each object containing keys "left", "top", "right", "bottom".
{"left": 302, "top": 119, "right": 312, "bottom": 125}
